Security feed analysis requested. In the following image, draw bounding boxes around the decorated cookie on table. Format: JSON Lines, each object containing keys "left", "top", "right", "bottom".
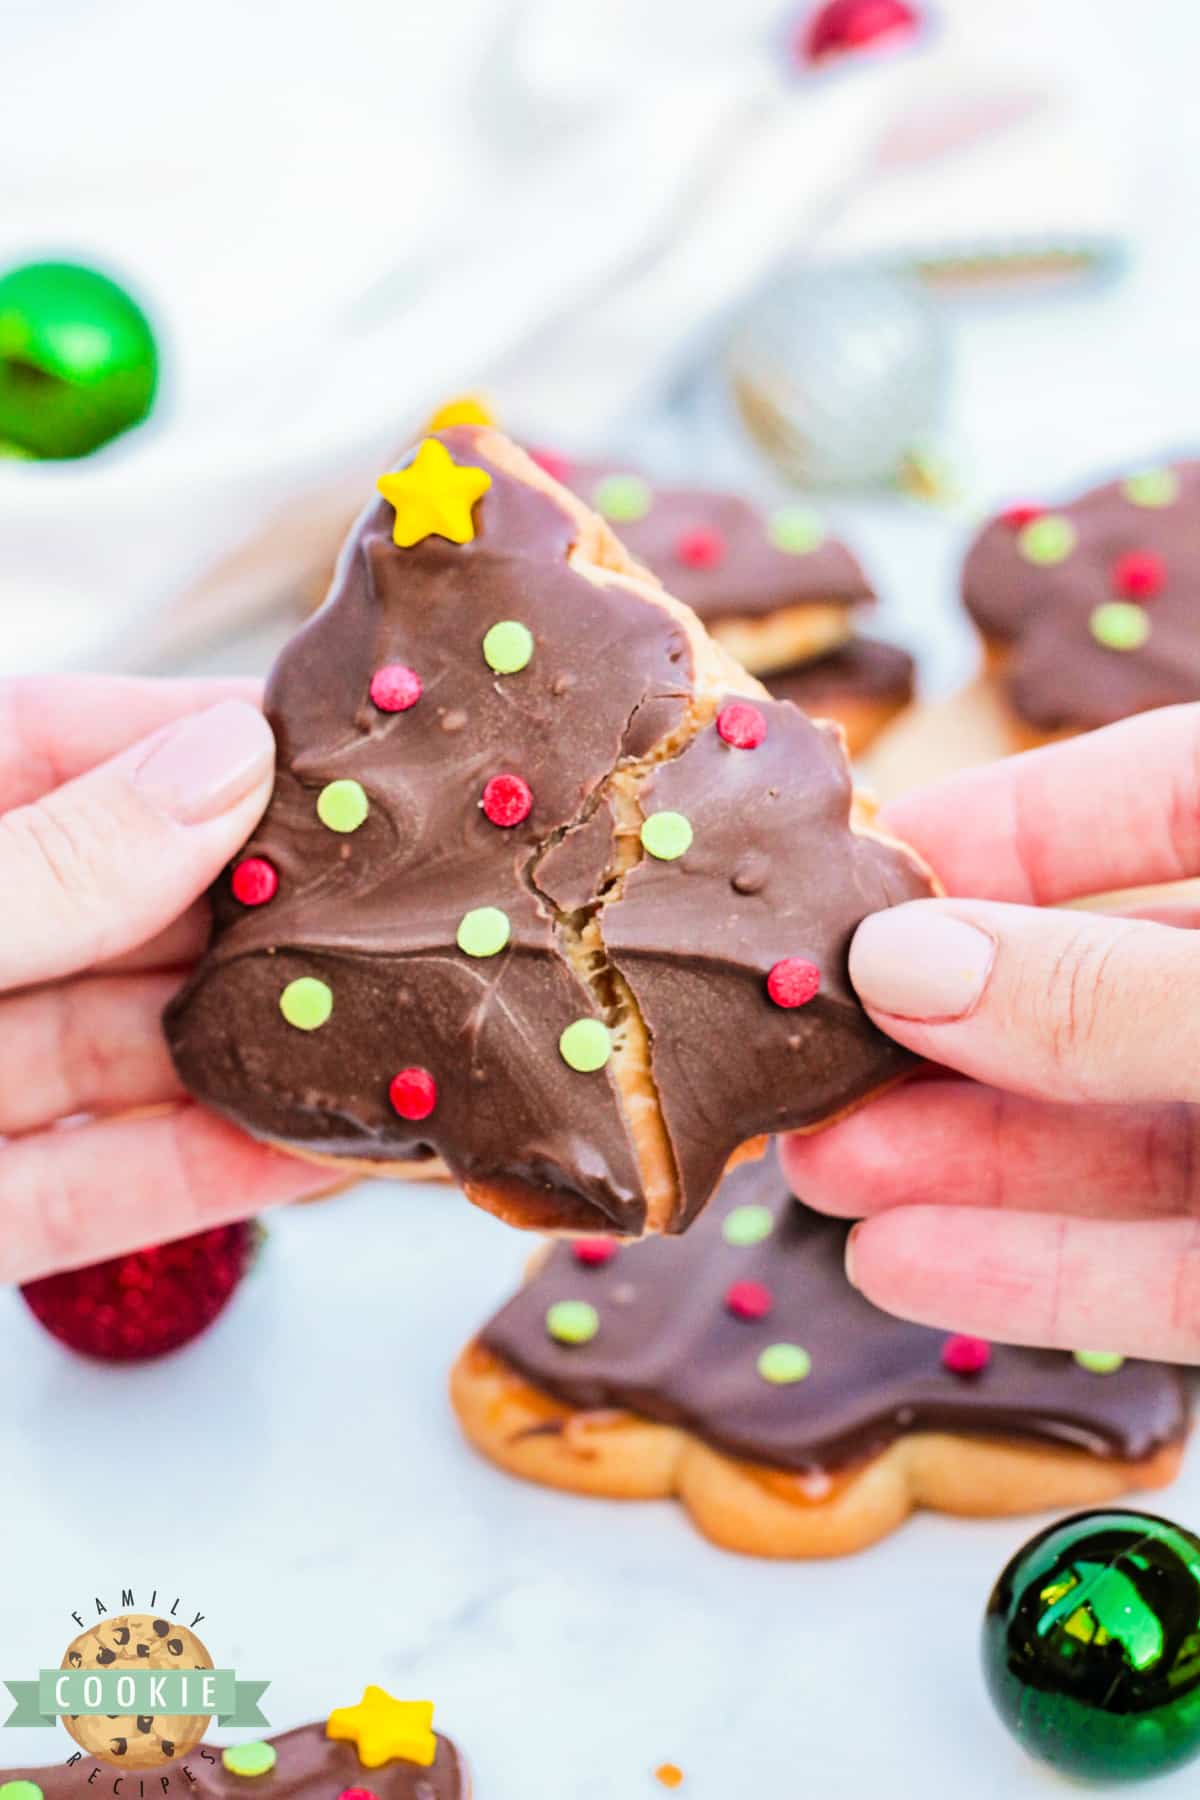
{"left": 165, "top": 426, "right": 936, "bottom": 1237}
{"left": 761, "top": 636, "right": 915, "bottom": 756}
{"left": 962, "top": 460, "right": 1200, "bottom": 742}
{"left": 451, "top": 1151, "right": 1189, "bottom": 1558}
{"left": 530, "top": 453, "right": 913, "bottom": 755}
{"left": 0, "top": 1687, "right": 468, "bottom": 1798}
{"left": 532, "top": 452, "right": 877, "bottom": 675}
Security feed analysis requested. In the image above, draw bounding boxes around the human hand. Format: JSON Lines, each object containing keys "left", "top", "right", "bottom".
{"left": 782, "top": 703, "right": 1200, "bottom": 1363}
{"left": 0, "top": 675, "right": 336, "bottom": 1286}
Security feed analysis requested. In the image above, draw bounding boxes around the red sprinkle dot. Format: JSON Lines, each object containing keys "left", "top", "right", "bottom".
{"left": 370, "top": 664, "right": 423, "bottom": 712}
{"left": 389, "top": 1066, "right": 437, "bottom": 1121}
{"left": 529, "top": 447, "right": 572, "bottom": 484}
{"left": 1000, "top": 503, "right": 1045, "bottom": 530}
{"left": 1112, "top": 550, "right": 1166, "bottom": 601}
{"left": 337, "top": 1789, "right": 379, "bottom": 1800}
{"left": 675, "top": 527, "right": 726, "bottom": 570}
{"left": 717, "top": 702, "right": 767, "bottom": 750}
{"left": 942, "top": 1333, "right": 991, "bottom": 1376}
{"left": 572, "top": 1238, "right": 620, "bottom": 1266}
{"left": 766, "top": 958, "right": 821, "bottom": 1008}
{"left": 481, "top": 772, "right": 533, "bottom": 828}
{"left": 230, "top": 857, "right": 278, "bottom": 907}
{"left": 725, "top": 1279, "right": 774, "bottom": 1321}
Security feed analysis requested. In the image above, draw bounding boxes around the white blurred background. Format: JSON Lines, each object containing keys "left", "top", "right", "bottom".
{"left": 2, "top": 0, "right": 1198, "bottom": 698}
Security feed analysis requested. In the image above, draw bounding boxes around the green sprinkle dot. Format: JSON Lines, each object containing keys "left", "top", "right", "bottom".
{"left": 456, "top": 905, "right": 511, "bottom": 958}
{"left": 1, "top": 1782, "right": 45, "bottom": 1800}
{"left": 1123, "top": 467, "right": 1179, "bottom": 509}
{"left": 1090, "top": 601, "right": 1150, "bottom": 652}
{"left": 316, "top": 778, "right": 368, "bottom": 833}
{"left": 1074, "top": 1349, "right": 1125, "bottom": 1375}
{"left": 640, "top": 811, "right": 693, "bottom": 861}
{"left": 546, "top": 1299, "right": 600, "bottom": 1345}
{"left": 1017, "top": 513, "right": 1076, "bottom": 566}
{"left": 482, "top": 619, "right": 534, "bottom": 674}
{"left": 593, "top": 472, "right": 652, "bottom": 523}
{"left": 221, "top": 1744, "right": 278, "bottom": 1779}
{"left": 559, "top": 1018, "right": 613, "bottom": 1073}
{"left": 722, "top": 1203, "right": 774, "bottom": 1247}
{"left": 757, "top": 1342, "right": 812, "bottom": 1385}
{"left": 768, "top": 505, "right": 826, "bottom": 555}
{"left": 279, "top": 976, "right": 333, "bottom": 1031}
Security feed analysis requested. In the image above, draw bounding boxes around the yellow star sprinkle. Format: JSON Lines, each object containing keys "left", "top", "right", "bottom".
{"left": 424, "top": 392, "right": 496, "bottom": 431}
{"left": 325, "top": 1685, "right": 437, "bottom": 1769}
{"left": 376, "top": 438, "right": 491, "bottom": 548}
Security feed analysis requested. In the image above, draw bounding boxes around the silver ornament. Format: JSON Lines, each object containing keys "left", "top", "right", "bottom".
{"left": 728, "top": 260, "right": 947, "bottom": 488}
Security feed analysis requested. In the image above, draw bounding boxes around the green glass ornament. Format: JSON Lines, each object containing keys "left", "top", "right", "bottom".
{"left": 983, "top": 1509, "right": 1200, "bottom": 1782}
{"left": 0, "top": 261, "right": 158, "bottom": 459}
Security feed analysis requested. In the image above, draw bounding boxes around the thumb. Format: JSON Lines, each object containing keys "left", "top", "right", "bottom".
{"left": 848, "top": 898, "right": 1200, "bottom": 1105}
{"left": 0, "top": 699, "right": 274, "bottom": 990}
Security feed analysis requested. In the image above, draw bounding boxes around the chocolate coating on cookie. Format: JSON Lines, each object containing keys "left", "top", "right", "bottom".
{"left": 555, "top": 457, "right": 875, "bottom": 626}
{"left": 763, "top": 636, "right": 914, "bottom": 714}
{"left": 166, "top": 428, "right": 932, "bottom": 1233}
{"left": 963, "top": 462, "right": 1200, "bottom": 732}
{"left": 602, "top": 698, "right": 928, "bottom": 1224}
{"left": 482, "top": 1154, "right": 1190, "bottom": 1472}
{"left": 1, "top": 1722, "right": 466, "bottom": 1800}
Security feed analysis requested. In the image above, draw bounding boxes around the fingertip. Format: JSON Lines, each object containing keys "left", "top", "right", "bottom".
{"left": 133, "top": 698, "right": 275, "bottom": 829}
{"left": 844, "top": 1219, "right": 863, "bottom": 1288}
{"left": 782, "top": 1090, "right": 952, "bottom": 1218}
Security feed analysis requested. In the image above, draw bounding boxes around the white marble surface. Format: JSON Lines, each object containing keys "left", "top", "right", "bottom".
{"left": 0, "top": 1174, "right": 1195, "bottom": 1798}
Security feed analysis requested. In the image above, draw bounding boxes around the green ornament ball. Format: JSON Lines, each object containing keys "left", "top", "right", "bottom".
{"left": 982, "top": 1509, "right": 1200, "bottom": 1782}
{"left": 0, "top": 260, "right": 158, "bottom": 459}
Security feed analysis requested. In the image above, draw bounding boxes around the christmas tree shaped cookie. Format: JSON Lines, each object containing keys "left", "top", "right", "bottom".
{"left": 0, "top": 1690, "right": 468, "bottom": 1798}
{"left": 963, "top": 461, "right": 1200, "bottom": 740}
{"left": 166, "top": 428, "right": 934, "bottom": 1234}
{"left": 453, "top": 1151, "right": 1190, "bottom": 1556}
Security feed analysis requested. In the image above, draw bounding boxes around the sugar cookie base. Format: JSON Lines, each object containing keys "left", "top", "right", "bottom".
{"left": 450, "top": 1342, "right": 1183, "bottom": 1559}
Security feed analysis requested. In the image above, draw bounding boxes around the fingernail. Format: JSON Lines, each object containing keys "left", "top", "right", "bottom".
{"left": 844, "top": 1222, "right": 862, "bottom": 1288}
{"left": 850, "top": 904, "right": 995, "bottom": 1022}
{"left": 134, "top": 701, "right": 274, "bottom": 825}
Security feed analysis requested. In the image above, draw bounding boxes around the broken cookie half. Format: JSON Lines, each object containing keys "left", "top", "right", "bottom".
{"left": 164, "top": 428, "right": 935, "bottom": 1235}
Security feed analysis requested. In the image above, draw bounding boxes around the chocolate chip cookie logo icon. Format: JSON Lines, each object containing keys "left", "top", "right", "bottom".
{"left": 3, "top": 1592, "right": 269, "bottom": 1775}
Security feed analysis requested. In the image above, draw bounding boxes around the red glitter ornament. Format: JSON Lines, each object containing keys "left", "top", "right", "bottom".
{"left": 1000, "top": 503, "right": 1045, "bottom": 531}
{"left": 529, "top": 447, "right": 572, "bottom": 485}
{"left": 716, "top": 702, "right": 767, "bottom": 750}
{"left": 766, "top": 958, "right": 821, "bottom": 1008}
{"left": 802, "top": 0, "right": 920, "bottom": 63}
{"left": 230, "top": 856, "right": 278, "bottom": 907}
{"left": 389, "top": 1066, "right": 438, "bottom": 1121}
{"left": 481, "top": 772, "right": 533, "bottom": 828}
{"left": 941, "top": 1333, "right": 991, "bottom": 1376}
{"left": 21, "top": 1222, "right": 257, "bottom": 1362}
{"left": 1112, "top": 550, "right": 1166, "bottom": 601}
{"left": 572, "top": 1237, "right": 620, "bottom": 1266}
{"left": 369, "top": 663, "right": 423, "bottom": 712}
{"left": 674, "top": 527, "right": 726, "bottom": 570}
{"left": 725, "top": 1278, "right": 774, "bottom": 1321}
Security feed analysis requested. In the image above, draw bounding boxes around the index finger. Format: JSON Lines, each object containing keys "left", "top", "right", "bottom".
{"left": 881, "top": 703, "right": 1200, "bottom": 905}
{"left": 0, "top": 674, "right": 263, "bottom": 811}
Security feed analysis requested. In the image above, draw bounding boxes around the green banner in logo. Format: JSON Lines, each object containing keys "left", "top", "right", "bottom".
{"left": 4, "top": 1672, "right": 269, "bottom": 1728}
